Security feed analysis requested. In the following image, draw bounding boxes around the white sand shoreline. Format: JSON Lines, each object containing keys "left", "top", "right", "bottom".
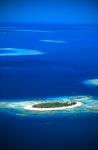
{"left": 24, "top": 101, "right": 82, "bottom": 111}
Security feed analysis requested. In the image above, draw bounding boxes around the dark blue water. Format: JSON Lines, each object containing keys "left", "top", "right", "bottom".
{"left": 0, "top": 24, "right": 98, "bottom": 150}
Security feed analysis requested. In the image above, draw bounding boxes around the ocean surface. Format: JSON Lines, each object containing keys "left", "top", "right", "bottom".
{"left": 0, "top": 24, "right": 98, "bottom": 150}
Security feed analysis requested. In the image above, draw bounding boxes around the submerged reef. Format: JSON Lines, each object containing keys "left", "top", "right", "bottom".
{"left": 0, "top": 48, "right": 45, "bottom": 56}
{"left": 0, "top": 28, "right": 52, "bottom": 33}
{"left": 40, "top": 40, "right": 65, "bottom": 43}
{"left": 83, "top": 79, "right": 98, "bottom": 86}
{"left": 0, "top": 96, "right": 98, "bottom": 116}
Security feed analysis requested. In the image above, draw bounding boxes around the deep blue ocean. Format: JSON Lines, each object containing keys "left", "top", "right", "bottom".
{"left": 0, "top": 24, "right": 98, "bottom": 150}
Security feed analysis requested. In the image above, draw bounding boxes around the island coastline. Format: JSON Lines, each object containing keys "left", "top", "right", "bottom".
{"left": 24, "top": 101, "right": 82, "bottom": 111}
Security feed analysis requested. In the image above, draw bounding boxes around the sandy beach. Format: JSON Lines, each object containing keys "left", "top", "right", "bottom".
{"left": 24, "top": 101, "right": 82, "bottom": 111}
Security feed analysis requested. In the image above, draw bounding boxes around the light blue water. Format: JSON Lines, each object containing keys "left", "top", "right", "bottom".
{"left": 0, "top": 24, "right": 98, "bottom": 150}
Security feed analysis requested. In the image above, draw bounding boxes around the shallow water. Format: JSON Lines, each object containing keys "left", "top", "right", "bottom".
{"left": 0, "top": 24, "right": 98, "bottom": 150}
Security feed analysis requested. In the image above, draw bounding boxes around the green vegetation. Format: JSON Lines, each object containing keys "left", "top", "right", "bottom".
{"left": 33, "top": 101, "right": 77, "bottom": 108}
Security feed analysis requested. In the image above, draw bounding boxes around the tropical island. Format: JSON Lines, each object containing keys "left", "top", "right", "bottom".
{"left": 1, "top": 95, "right": 98, "bottom": 114}
{"left": 23, "top": 100, "right": 82, "bottom": 111}
{"left": 33, "top": 101, "right": 77, "bottom": 108}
